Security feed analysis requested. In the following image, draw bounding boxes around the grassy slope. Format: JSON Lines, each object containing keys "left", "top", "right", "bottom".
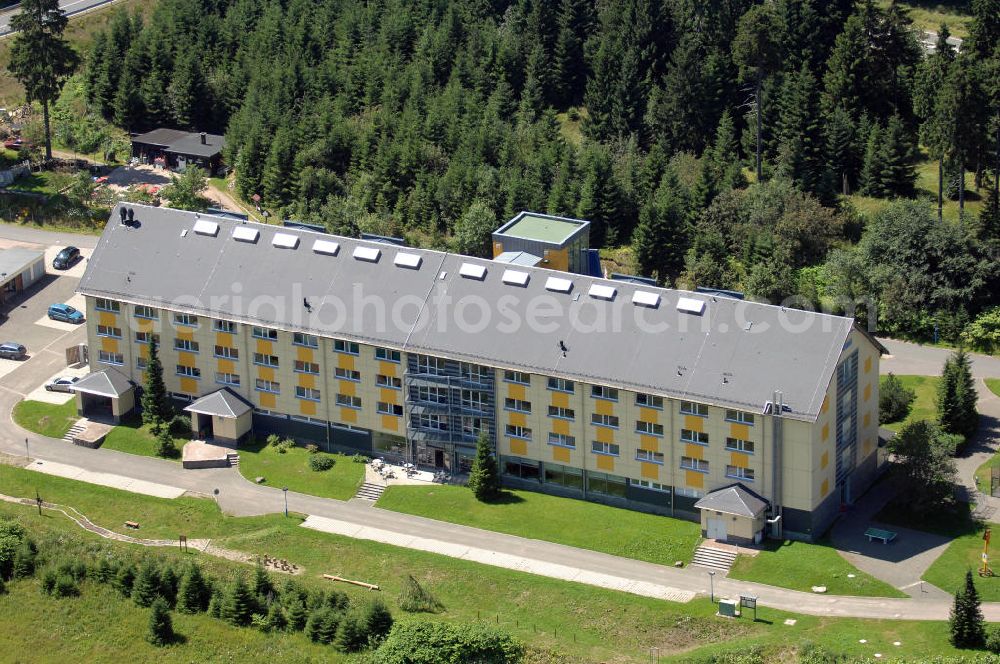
{"left": 100, "top": 416, "right": 187, "bottom": 461}
{"left": 377, "top": 484, "right": 703, "bottom": 566}
{"left": 12, "top": 399, "right": 79, "bottom": 439}
{"left": 728, "top": 539, "right": 906, "bottom": 598}
{"left": 880, "top": 375, "right": 940, "bottom": 432}
{"left": 987, "top": 378, "right": 1000, "bottom": 399}
{"left": 876, "top": 0, "right": 972, "bottom": 37}
{"left": 236, "top": 439, "right": 366, "bottom": 502}
{"left": 0, "top": 465, "right": 975, "bottom": 662}
{"left": 923, "top": 526, "right": 1000, "bottom": 601}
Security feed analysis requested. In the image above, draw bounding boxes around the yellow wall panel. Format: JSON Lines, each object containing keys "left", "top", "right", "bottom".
{"left": 299, "top": 374, "right": 316, "bottom": 389}
{"left": 136, "top": 319, "right": 153, "bottom": 333}
{"left": 300, "top": 400, "right": 317, "bottom": 416}
{"left": 820, "top": 450, "right": 829, "bottom": 470}
{"left": 595, "top": 400, "right": 614, "bottom": 416}
{"left": 378, "top": 361, "right": 398, "bottom": 377}
{"left": 595, "top": 454, "right": 614, "bottom": 471}
{"left": 551, "top": 418, "right": 570, "bottom": 435}
{"left": 684, "top": 415, "right": 703, "bottom": 432}
{"left": 508, "top": 412, "right": 526, "bottom": 427}
{"left": 552, "top": 446, "right": 570, "bottom": 463}
{"left": 493, "top": 241, "right": 504, "bottom": 257}
{"left": 641, "top": 463, "right": 659, "bottom": 480}
{"left": 137, "top": 345, "right": 149, "bottom": 359}
{"left": 296, "top": 347, "right": 314, "bottom": 362}
{"left": 863, "top": 384, "right": 871, "bottom": 402}
{"left": 258, "top": 393, "right": 276, "bottom": 409}
{"left": 551, "top": 391, "right": 569, "bottom": 408}
{"left": 258, "top": 367, "right": 274, "bottom": 381}
{"left": 864, "top": 355, "right": 872, "bottom": 373}
{"left": 507, "top": 384, "right": 526, "bottom": 400}
{"left": 510, "top": 438, "right": 527, "bottom": 456}
{"left": 255, "top": 339, "right": 273, "bottom": 355}
{"left": 638, "top": 407, "right": 659, "bottom": 423}
{"left": 179, "top": 378, "right": 197, "bottom": 394}
{"left": 338, "top": 354, "right": 355, "bottom": 370}
{"left": 821, "top": 478, "right": 829, "bottom": 496}
{"left": 729, "top": 423, "right": 750, "bottom": 440}
{"left": 340, "top": 407, "right": 358, "bottom": 423}
{"left": 178, "top": 351, "right": 195, "bottom": 366}
{"left": 381, "top": 415, "right": 399, "bottom": 431}
{"left": 685, "top": 470, "right": 704, "bottom": 489}
{"left": 639, "top": 434, "right": 659, "bottom": 452}
{"left": 729, "top": 452, "right": 748, "bottom": 467}
{"left": 863, "top": 412, "right": 871, "bottom": 428}
{"left": 217, "top": 359, "right": 235, "bottom": 374}
{"left": 379, "top": 388, "right": 399, "bottom": 404}
{"left": 215, "top": 332, "right": 233, "bottom": 347}
{"left": 685, "top": 443, "right": 703, "bottom": 459}
{"left": 544, "top": 248, "right": 569, "bottom": 271}
{"left": 595, "top": 427, "right": 614, "bottom": 443}
{"left": 98, "top": 312, "right": 117, "bottom": 327}
{"left": 100, "top": 337, "right": 118, "bottom": 353}
{"left": 177, "top": 328, "right": 194, "bottom": 341}
{"left": 821, "top": 396, "right": 829, "bottom": 413}
{"left": 822, "top": 423, "right": 829, "bottom": 441}
{"left": 339, "top": 380, "right": 356, "bottom": 396}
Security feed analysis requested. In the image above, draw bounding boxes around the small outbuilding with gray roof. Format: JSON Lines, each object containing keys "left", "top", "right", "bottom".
{"left": 131, "top": 128, "right": 226, "bottom": 174}
{"left": 71, "top": 368, "right": 135, "bottom": 423}
{"left": 184, "top": 388, "right": 254, "bottom": 444}
{"left": 0, "top": 247, "right": 44, "bottom": 304}
{"left": 695, "top": 484, "right": 770, "bottom": 544}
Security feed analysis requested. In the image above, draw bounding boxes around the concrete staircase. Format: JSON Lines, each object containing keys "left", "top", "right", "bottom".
{"left": 226, "top": 452, "right": 240, "bottom": 467}
{"left": 354, "top": 482, "right": 386, "bottom": 501}
{"left": 63, "top": 422, "right": 86, "bottom": 443}
{"left": 690, "top": 542, "right": 738, "bottom": 574}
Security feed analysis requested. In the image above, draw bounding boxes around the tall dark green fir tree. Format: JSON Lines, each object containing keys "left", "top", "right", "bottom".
{"left": 950, "top": 569, "right": 986, "bottom": 648}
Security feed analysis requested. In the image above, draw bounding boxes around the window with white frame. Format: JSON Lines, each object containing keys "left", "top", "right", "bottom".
{"left": 375, "top": 347, "right": 400, "bottom": 362}
{"left": 97, "top": 325, "right": 122, "bottom": 338}
{"left": 214, "top": 345, "right": 238, "bottom": 360}
{"left": 675, "top": 487, "right": 702, "bottom": 498}
{"left": 547, "top": 377, "right": 574, "bottom": 393}
{"left": 96, "top": 298, "right": 120, "bottom": 312}
{"left": 460, "top": 362, "right": 489, "bottom": 382}
{"left": 725, "top": 437, "right": 755, "bottom": 453}
{"left": 636, "top": 420, "right": 664, "bottom": 436}
{"left": 681, "top": 429, "right": 709, "bottom": 445}
{"left": 505, "top": 424, "right": 532, "bottom": 440}
{"left": 334, "top": 339, "right": 360, "bottom": 355}
{"left": 174, "top": 338, "right": 199, "bottom": 352}
{"left": 591, "top": 440, "right": 620, "bottom": 456}
{"left": 633, "top": 479, "right": 670, "bottom": 493}
{"left": 680, "top": 456, "right": 709, "bottom": 472}
{"left": 253, "top": 353, "right": 279, "bottom": 367}
{"left": 414, "top": 413, "right": 448, "bottom": 430}
{"left": 462, "top": 416, "right": 485, "bottom": 435}
{"left": 213, "top": 320, "right": 236, "bottom": 333}
{"left": 255, "top": 379, "right": 280, "bottom": 393}
{"left": 503, "top": 370, "right": 530, "bottom": 385}
{"left": 635, "top": 393, "right": 664, "bottom": 409}
{"left": 414, "top": 386, "right": 448, "bottom": 403}
{"left": 335, "top": 393, "right": 361, "bottom": 409}
{"left": 725, "top": 409, "right": 755, "bottom": 425}
{"left": 133, "top": 305, "right": 157, "bottom": 319}
{"left": 377, "top": 401, "right": 403, "bottom": 416}
{"left": 547, "top": 433, "right": 576, "bottom": 448}
{"left": 252, "top": 326, "right": 277, "bottom": 340}
{"left": 334, "top": 367, "right": 360, "bottom": 381}
{"left": 591, "top": 413, "right": 619, "bottom": 428}
{"left": 726, "top": 465, "right": 755, "bottom": 481}
{"left": 591, "top": 385, "right": 618, "bottom": 401}
{"left": 293, "top": 332, "right": 319, "bottom": 348}
{"left": 296, "top": 386, "right": 321, "bottom": 401}
{"left": 294, "top": 360, "right": 320, "bottom": 375}
{"left": 376, "top": 374, "right": 401, "bottom": 389}
{"left": 548, "top": 405, "right": 575, "bottom": 420}
{"left": 135, "top": 331, "right": 159, "bottom": 344}
{"left": 504, "top": 398, "right": 531, "bottom": 413}
{"left": 415, "top": 354, "right": 445, "bottom": 375}
{"left": 636, "top": 449, "right": 665, "bottom": 464}
{"left": 98, "top": 350, "right": 123, "bottom": 365}
{"left": 216, "top": 372, "right": 240, "bottom": 386}
{"left": 461, "top": 389, "right": 489, "bottom": 410}
{"left": 176, "top": 365, "right": 201, "bottom": 378}
{"left": 136, "top": 357, "right": 148, "bottom": 370}
{"left": 173, "top": 313, "right": 198, "bottom": 327}
{"left": 680, "top": 400, "right": 708, "bottom": 416}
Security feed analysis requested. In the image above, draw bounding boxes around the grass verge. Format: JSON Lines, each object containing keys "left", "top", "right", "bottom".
{"left": 728, "top": 539, "right": 907, "bottom": 598}
{"left": 377, "top": 484, "right": 702, "bottom": 566}
{"left": 236, "top": 438, "right": 366, "bottom": 501}
{"left": 12, "top": 399, "right": 79, "bottom": 439}
{"left": 100, "top": 415, "right": 186, "bottom": 461}
{"left": 987, "top": 378, "right": 1000, "bottom": 399}
{"left": 923, "top": 524, "right": 1000, "bottom": 601}
{"left": 880, "top": 374, "right": 940, "bottom": 432}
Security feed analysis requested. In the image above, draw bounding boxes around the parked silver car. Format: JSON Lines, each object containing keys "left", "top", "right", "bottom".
{"left": 45, "top": 376, "right": 80, "bottom": 392}
{"left": 0, "top": 342, "right": 26, "bottom": 360}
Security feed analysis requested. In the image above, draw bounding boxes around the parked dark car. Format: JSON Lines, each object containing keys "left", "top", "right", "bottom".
{"left": 53, "top": 246, "right": 81, "bottom": 270}
{"left": 48, "top": 303, "right": 84, "bottom": 323}
{"left": 0, "top": 342, "right": 26, "bottom": 360}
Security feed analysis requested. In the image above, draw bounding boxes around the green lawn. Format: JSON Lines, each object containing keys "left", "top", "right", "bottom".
{"left": 12, "top": 399, "right": 79, "bottom": 439}
{"left": 101, "top": 416, "right": 187, "bottom": 461}
{"left": 236, "top": 438, "right": 366, "bottom": 501}
{"left": 728, "top": 539, "right": 906, "bottom": 598}
{"left": 0, "top": 464, "right": 979, "bottom": 662}
{"left": 377, "top": 484, "right": 702, "bottom": 566}
{"left": 923, "top": 525, "right": 1000, "bottom": 601}
{"left": 876, "top": 0, "right": 972, "bottom": 37}
{"left": 880, "top": 374, "right": 940, "bottom": 432}
{"left": 6, "top": 170, "right": 75, "bottom": 195}
{"left": 987, "top": 378, "right": 1000, "bottom": 399}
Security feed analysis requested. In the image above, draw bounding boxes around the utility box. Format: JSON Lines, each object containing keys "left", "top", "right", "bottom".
{"left": 717, "top": 599, "right": 740, "bottom": 618}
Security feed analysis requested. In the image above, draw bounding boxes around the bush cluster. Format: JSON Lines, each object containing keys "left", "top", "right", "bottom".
{"left": 879, "top": 373, "right": 916, "bottom": 423}
{"left": 308, "top": 454, "right": 335, "bottom": 472}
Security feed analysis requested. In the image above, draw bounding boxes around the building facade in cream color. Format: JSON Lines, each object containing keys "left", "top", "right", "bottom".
{"left": 79, "top": 205, "right": 884, "bottom": 541}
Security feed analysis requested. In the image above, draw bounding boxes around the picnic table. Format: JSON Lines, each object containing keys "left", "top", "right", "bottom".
{"left": 864, "top": 527, "right": 896, "bottom": 544}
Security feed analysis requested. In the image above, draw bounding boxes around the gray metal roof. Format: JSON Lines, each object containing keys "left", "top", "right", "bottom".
{"left": 132, "top": 129, "right": 225, "bottom": 158}
{"left": 494, "top": 251, "right": 542, "bottom": 267}
{"left": 184, "top": 387, "right": 252, "bottom": 418}
{"left": 78, "top": 204, "right": 864, "bottom": 422}
{"left": 0, "top": 247, "right": 42, "bottom": 281}
{"left": 131, "top": 128, "right": 190, "bottom": 147}
{"left": 694, "top": 483, "right": 769, "bottom": 518}
{"left": 71, "top": 368, "right": 134, "bottom": 398}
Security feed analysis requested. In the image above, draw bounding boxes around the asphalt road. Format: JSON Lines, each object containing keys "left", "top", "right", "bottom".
{"left": 0, "top": 0, "right": 117, "bottom": 37}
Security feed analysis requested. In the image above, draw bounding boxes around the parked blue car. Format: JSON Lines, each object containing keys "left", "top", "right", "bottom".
{"left": 48, "top": 303, "right": 84, "bottom": 324}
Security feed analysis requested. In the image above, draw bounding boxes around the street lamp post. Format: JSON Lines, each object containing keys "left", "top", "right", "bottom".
{"left": 282, "top": 487, "right": 289, "bottom": 517}
{"left": 709, "top": 571, "right": 716, "bottom": 603}
{"left": 24, "top": 437, "right": 28, "bottom": 461}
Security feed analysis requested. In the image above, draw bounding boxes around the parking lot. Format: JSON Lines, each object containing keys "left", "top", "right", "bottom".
{"left": 0, "top": 236, "right": 90, "bottom": 398}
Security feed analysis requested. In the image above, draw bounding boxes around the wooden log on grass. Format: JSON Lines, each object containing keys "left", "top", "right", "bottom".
{"left": 322, "top": 574, "right": 380, "bottom": 591}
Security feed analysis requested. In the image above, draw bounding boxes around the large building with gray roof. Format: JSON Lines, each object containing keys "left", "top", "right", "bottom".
{"left": 77, "top": 204, "right": 885, "bottom": 541}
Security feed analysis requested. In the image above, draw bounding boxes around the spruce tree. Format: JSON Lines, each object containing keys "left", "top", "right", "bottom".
{"left": 252, "top": 561, "right": 273, "bottom": 601}
{"left": 114, "top": 563, "right": 136, "bottom": 597}
{"left": 776, "top": 63, "right": 827, "bottom": 198}
{"left": 264, "top": 601, "right": 288, "bottom": 633}
{"left": 939, "top": 350, "right": 979, "bottom": 442}
{"left": 633, "top": 170, "right": 688, "bottom": 285}
{"left": 207, "top": 589, "right": 223, "bottom": 618}
{"left": 221, "top": 577, "right": 255, "bottom": 627}
{"left": 176, "top": 564, "right": 209, "bottom": 614}
{"left": 363, "top": 598, "right": 394, "bottom": 643}
{"left": 141, "top": 337, "right": 171, "bottom": 426}
{"left": 878, "top": 114, "right": 917, "bottom": 198}
{"left": 334, "top": 613, "right": 367, "bottom": 652}
{"left": 732, "top": 2, "right": 782, "bottom": 181}
{"left": 132, "top": 560, "right": 161, "bottom": 608}
{"left": 159, "top": 566, "right": 178, "bottom": 607}
{"left": 11, "top": 542, "right": 36, "bottom": 579}
{"left": 978, "top": 187, "right": 1000, "bottom": 244}
{"left": 467, "top": 431, "right": 500, "bottom": 502}
{"left": 155, "top": 427, "right": 177, "bottom": 459}
{"left": 950, "top": 569, "right": 986, "bottom": 648}
{"left": 285, "top": 599, "right": 308, "bottom": 631}
{"left": 859, "top": 124, "right": 887, "bottom": 196}
{"left": 147, "top": 597, "right": 174, "bottom": 647}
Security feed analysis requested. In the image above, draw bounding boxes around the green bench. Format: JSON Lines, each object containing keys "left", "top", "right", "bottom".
{"left": 864, "top": 527, "right": 896, "bottom": 544}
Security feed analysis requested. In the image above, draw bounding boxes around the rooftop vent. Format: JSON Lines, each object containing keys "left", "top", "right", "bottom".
{"left": 632, "top": 290, "right": 661, "bottom": 308}
{"left": 353, "top": 246, "right": 381, "bottom": 262}
{"left": 501, "top": 269, "right": 529, "bottom": 287}
{"left": 192, "top": 219, "right": 219, "bottom": 237}
{"left": 676, "top": 296, "right": 706, "bottom": 315}
{"left": 232, "top": 226, "right": 259, "bottom": 243}
{"left": 312, "top": 239, "right": 340, "bottom": 256}
{"left": 459, "top": 262, "right": 487, "bottom": 280}
{"left": 589, "top": 284, "right": 616, "bottom": 301}
{"left": 394, "top": 252, "right": 422, "bottom": 269}
{"left": 545, "top": 276, "right": 573, "bottom": 293}
{"left": 272, "top": 232, "right": 300, "bottom": 249}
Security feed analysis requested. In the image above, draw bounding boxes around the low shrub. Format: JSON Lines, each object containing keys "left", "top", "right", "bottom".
{"left": 275, "top": 438, "right": 295, "bottom": 454}
{"left": 880, "top": 373, "right": 916, "bottom": 423}
{"left": 309, "top": 454, "right": 335, "bottom": 472}
{"left": 53, "top": 573, "right": 79, "bottom": 597}
{"left": 168, "top": 414, "right": 192, "bottom": 437}
{"left": 398, "top": 574, "right": 444, "bottom": 613}
{"left": 351, "top": 453, "right": 368, "bottom": 464}
{"left": 373, "top": 621, "right": 524, "bottom": 663}
{"left": 305, "top": 444, "right": 319, "bottom": 454}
